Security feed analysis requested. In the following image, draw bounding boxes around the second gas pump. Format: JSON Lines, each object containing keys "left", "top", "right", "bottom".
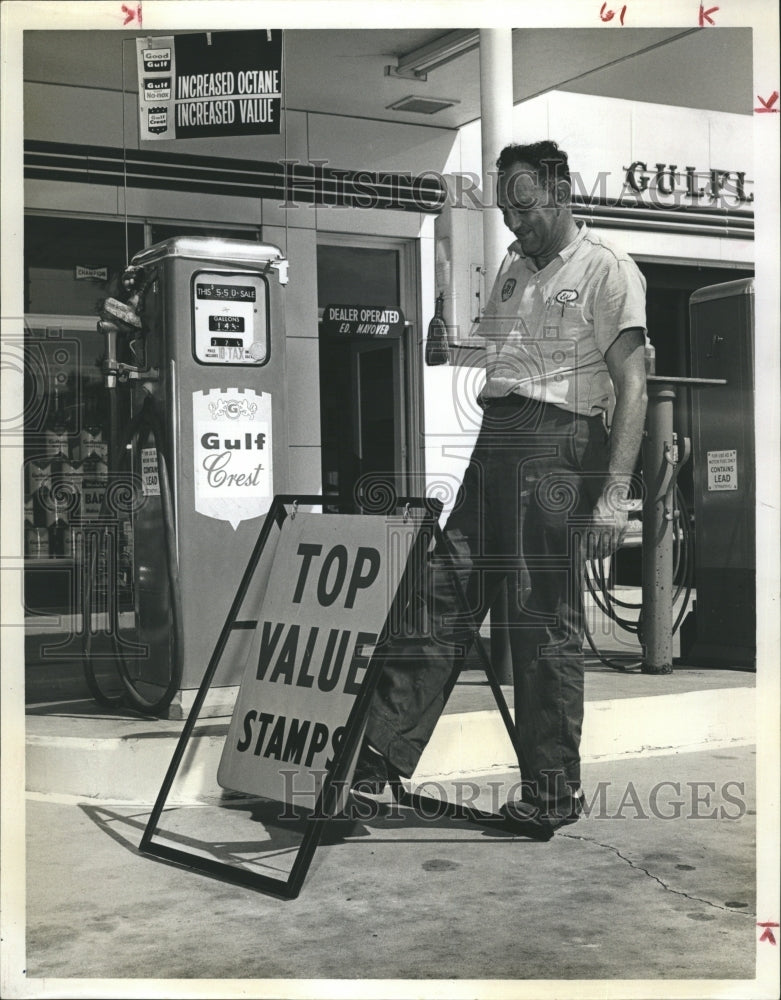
{"left": 95, "top": 236, "right": 289, "bottom": 717}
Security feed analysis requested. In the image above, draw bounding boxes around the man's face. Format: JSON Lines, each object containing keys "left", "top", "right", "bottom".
{"left": 497, "top": 161, "right": 560, "bottom": 258}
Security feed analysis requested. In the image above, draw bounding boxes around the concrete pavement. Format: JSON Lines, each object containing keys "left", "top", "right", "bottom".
{"left": 20, "top": 748, "right": 757, "bottom": 987}
{"left": 12, "top": 589, "right": 774, "bottom": 997}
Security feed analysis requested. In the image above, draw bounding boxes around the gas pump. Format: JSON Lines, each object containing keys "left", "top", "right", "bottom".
{"left": 681, "top": 278, "right": 755, "bottom": 668}
{"left": 91, "top": 237, "right": 289, "bottom": 717}
{"left": 583, "top": 279, "right": 755, "bottom": 674}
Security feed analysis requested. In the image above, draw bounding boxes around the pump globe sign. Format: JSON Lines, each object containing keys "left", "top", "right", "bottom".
{"left": 193, "top": 387, "right": 273, "bottom": 528}
{"left": 136, "top": 30, "right": 282, "bottom": 140}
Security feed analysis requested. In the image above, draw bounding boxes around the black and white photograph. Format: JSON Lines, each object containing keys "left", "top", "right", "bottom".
{"left": 1, "top": 1, "right": 779, "bottom": 998}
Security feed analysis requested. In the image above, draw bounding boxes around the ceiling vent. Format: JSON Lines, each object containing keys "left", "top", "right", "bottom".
{"left": 386, "top": 95, "right": 459, "bottom": 115}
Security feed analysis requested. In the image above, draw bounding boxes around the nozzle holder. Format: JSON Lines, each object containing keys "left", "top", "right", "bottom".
{"left": 102, "top": 297, "right": 143, "bottom": 331}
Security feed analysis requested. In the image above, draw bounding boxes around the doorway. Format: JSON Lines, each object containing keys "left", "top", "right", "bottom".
{"left": 316, "top": 237, "right": 421, "bottom": 512}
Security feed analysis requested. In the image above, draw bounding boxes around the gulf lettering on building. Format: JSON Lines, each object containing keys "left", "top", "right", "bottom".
{"left": 623, "top": 162, "right": 753, "bottom": 206}
{"left": 136, "top": 30, "right": 282, "bottom": 141}
{"left": 218, "top": 513, "right": 419, "bottom": 803}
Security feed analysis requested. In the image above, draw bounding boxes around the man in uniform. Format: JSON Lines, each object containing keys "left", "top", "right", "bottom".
{"left": 354, "top": 140, "right": 649, "bottom": 838}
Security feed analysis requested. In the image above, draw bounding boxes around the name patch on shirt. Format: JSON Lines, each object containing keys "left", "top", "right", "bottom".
{"left": 554, "top": 288, "right": 579, "bottom": 305}
{"left": 501, "top": 278, "right": 517, "bottom": 301}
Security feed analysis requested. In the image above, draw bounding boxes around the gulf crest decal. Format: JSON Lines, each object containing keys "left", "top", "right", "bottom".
{"left": 193, "top": 388, "right": 273, "bottom": 529}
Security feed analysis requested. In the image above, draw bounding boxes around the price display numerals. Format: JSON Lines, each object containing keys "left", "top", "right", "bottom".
{"left": 209, "top": 315, "right": 245, "bottom": 333}
{"left": 196, "top": 283, "right": 257, "bottom": 302}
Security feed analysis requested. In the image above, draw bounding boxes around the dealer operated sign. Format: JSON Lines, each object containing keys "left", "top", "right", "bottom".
{"left": 136, "top": 30, "right": 282, "bottom": 141}
{"left": 321, "top": 303, "right": 405, "bottom": 339}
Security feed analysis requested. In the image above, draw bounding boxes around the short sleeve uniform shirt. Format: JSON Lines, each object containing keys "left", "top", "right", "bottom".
{"left": 476, "top": 223, "right": 648, "bottom": 417}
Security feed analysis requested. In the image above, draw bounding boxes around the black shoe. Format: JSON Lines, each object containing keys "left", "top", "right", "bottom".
{"left": 351, "top": 741, "right": 391, "bottom": 795}
{"left": 499, "top": 790, "right": 585, "bottom": 840}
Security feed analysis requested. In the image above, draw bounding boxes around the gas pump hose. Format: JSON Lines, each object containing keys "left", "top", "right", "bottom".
{"left": 582, "top": 484, "right": 694, "bottom": 672}
{"left": 81, "top": 386, "right": 142, "bottom": 708}
{"left": 82, "top": 393, "right": 184, "bottom": 716}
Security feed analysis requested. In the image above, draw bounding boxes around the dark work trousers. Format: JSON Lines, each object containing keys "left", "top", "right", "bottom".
{"left": 366, "top": 395, "right": 610, "bottom": 809}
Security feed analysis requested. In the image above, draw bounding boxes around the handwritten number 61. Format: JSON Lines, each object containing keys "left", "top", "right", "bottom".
{"left": 600, "top": 2, "right": 627, "bottom": 25}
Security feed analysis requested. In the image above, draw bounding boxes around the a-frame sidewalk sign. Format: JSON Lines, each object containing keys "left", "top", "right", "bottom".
{"left": 140, "top": 494, "right": 534, "bottom": 900}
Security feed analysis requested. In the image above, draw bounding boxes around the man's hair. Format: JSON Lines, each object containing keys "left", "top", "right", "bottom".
{"left": 496, "top": 140, "right": 571, "bottom": 192}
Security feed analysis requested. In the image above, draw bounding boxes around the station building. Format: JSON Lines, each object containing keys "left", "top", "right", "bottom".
{"left": 20, "top": 28, "right": 756, "bottom": 692}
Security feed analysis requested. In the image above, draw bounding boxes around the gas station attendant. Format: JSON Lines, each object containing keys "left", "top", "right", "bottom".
{"left": 353, "top": 140, "right": 649, "bottom": 838}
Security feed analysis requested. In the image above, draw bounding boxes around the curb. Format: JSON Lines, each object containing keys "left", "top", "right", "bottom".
{"left": 25, "top": 687, "right": 755, "bottom": 803}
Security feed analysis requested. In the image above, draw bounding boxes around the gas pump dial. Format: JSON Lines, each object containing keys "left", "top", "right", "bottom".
{"left": 192, "top": 270, "right": 269, "bottom": 365}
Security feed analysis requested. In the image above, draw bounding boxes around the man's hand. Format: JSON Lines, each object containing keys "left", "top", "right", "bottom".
{"left": 584, "top": 327, "right": 647, "bottom": 560}
{"left": 584, "top": 489, "right": 629, "bottom": 560}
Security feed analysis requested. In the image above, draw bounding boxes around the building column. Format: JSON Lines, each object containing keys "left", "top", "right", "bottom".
{"left": 479, "top": 29, "right": 514, "bottom": 283}
{"left": 479, "top": 29, "right": 515, "bottom": 686}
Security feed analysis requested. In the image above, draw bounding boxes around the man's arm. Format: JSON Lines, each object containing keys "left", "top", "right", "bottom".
{"left": 588, "top": 327, "right": 648, "bottom": 557}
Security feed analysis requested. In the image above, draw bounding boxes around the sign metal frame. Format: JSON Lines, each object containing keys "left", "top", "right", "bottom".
{"left": 139, "top": 493, "right": 531, "bottom": 899}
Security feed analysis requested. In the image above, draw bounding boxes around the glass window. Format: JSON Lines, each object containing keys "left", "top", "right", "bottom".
{"left": 21, "top": 215, "right": 261, "bottom": 619}
{"left": 316, "top": 244, "right": 400, "bottom": 309}
{"left": 24, "top": 216, "right": 145, "bottom": 316}
{"left": 23, "top": 319, "right": 133, "bottom": 614}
